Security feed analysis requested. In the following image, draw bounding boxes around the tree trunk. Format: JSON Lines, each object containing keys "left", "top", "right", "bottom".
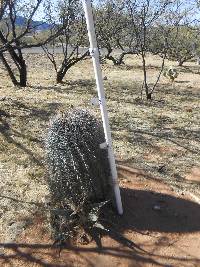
{"left": 147, "top": 93, "right": 152, "bottom": 100}
{"left": 105, "top": 54, "right": 117, "bottom": 65}
{"left": 116, "top": 52, "right": 133, "bottom": 65}
{"left": 0, "top": 46, "right": 27, "bottom": 87}
{"left": 115, "top": 58, "right": 125, "bottom": 65}
{"left": 106, "top": 54, "right": 125, "bottom": 66}
{"left": 55, "top": 51, "right": 89, "bottom": 84}
{"left": 19, "top": 59, "right": 27, "bottom": 87}
{"left": 105, "top": 46, "right": 119, "bottom": 65}
{"left": 56, "top": 71, "right": 65, "bottom": 83}
{"left": 141, "top": 52, "right": 151, "bottom": 100}
{"left": 196, "top": 57, "right": 200, "bottom": 65}
{"left": 178, "top": 60, "right": 184, "bottom": 66}
{"left": 0, "top": 53, "right": 19, "bottom": 86}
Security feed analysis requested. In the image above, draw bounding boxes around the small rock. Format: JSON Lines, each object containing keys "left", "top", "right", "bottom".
{"left": 174, "top": 173, "right": 183, "bottom": 180}
{"left": 0, "top": 248, "right": 4, "bottom": 256}
{"left": 153, "top": 205, "right": 161, "bottom": 211}
{"left": 0, "top": 110, "right": 9, "bottom": 117}
{"left": 144, "top": 230, "right": 150, "bottom": 235}
{"left": 158, "top": 165, "right": 166, "bottom": 173}
{"left": 122, "top": 178, "right": 131, "bottom": 183}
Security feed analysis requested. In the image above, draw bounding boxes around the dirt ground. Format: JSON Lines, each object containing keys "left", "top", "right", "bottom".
{"left": 0, "top": 53, "right": 200, "bottom": 266}
{"left": 0, "top": 167, "right": 200, "bottom": 267}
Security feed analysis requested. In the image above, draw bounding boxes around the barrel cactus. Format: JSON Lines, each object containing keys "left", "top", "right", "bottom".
{"left": 45, "top": 109, "right": 111, "bottom": 241}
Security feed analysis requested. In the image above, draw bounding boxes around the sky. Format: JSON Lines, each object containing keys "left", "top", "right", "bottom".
{"left": 33, "top": 0, "right": 101, "bottom": 21}
{"left": 31, "top": 0, "right": 200, "bottom": 23}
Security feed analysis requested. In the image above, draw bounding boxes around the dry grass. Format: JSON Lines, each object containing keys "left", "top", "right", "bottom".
{"left": 0, "top": 53, "right": 200, "bottom": 242}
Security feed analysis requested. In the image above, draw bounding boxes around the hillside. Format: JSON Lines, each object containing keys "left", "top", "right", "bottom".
{"left": 15, "top": 16, "right": 51, "bottom": 31}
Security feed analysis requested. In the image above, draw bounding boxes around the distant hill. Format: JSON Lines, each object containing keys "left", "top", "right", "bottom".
{"left": 15, "top": 16, "right": 51, "bottom": 31}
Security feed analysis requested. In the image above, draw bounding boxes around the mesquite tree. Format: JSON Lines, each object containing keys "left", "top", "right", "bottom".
{"left": 95, "top": 0, "right": 138, "bottom": 65}
{"left": 149, "top": 0, "right": 199, "bottom": 67}
{"left": 0, "top": 0, "right": 65, "bottom": 87}
{"left": 43, "top": 0, "right": 89, "bottom": 84}
{"left": 125, "top": 0, "right": 173, "bottom": 100}
{"left": 165, "top": 27, "right": 199, "bottom": 66}
{"left": 164, "top": 1, "right": 198, "bottom": 66}
{"left": 0, "top": 0, "right": 44, "bottom": 87}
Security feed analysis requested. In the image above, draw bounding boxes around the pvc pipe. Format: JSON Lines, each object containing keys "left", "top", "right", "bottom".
{"left": 82, "top": 0, "right": 123, "bottom": 215}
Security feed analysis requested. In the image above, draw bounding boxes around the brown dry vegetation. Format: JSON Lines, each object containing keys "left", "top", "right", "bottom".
{"left": 0, "top": 53, "right": 200, "bottom": 249}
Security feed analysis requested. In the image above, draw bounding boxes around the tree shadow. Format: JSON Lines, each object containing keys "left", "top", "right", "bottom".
{"left": 179, "top": 65, "right": 200, "bottom": 75}
{"left": 10, "top": 99, "right": 61, "bottom": 121}
{"left": 130, "top": 129, "right": 200, "bottom": 155}
{"left": 158, "top": 84, "right": 200, "bottom": 99}
{"left": 107, "top": 79, "right": 200, "bottom": 108}
{"left": 2, "top": 241, "right": 200, "bottom": 267}
{"left": 0, "top": 188, "right": 200, "bottom": 266}
{"left": 0, "top": 116, "right": 43, "bottom": 166}
{"left": 175, "top": 80, "right": 190, "bottom": 84}
{"left": 0, "top": 100, "right": 61, "bottom": 166}
{"left": 0, "top": 242, "right": 157, "bottom": 267}
{"left": 0, "top": 195, "right": 43, "bottom": 208}
{"left": 28, "top": 79, "right": 96, "bottom": 95}
{"left": 28, "top": 84, "right": 63, "bottom": 93}
{"left": 111, "top": 111, "right": 200, "bottom": 156}
{"left": 105, "top": 63, "right": 162, "bottom": 72}
{"left": 63, "top": 79, "right": 96, "bottom": 95}
{"left": 64, "top": 79, "right": 96, "bottom": 88}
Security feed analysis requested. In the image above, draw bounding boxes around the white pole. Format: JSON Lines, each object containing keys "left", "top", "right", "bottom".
{"left": 82, "top": 0, "right": 123, "bottom": 215}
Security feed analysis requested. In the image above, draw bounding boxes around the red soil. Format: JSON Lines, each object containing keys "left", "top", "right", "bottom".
{"left": 1, "top": 166, "right": 200, "bottom": 267}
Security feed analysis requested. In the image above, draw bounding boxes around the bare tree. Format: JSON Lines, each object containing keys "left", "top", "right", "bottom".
{"left": 42, "top": 0, "right": 89, "bottom": 84}
{"left": 162, "top": 0, "right": 198, "bottom": 66}
{"left": 95, "top": 0, "right": 138, "bottom": 65}
{"left": 0, "top": 0, "right": 44, "bottom": 86}
{"left": 166, "top": 27, "right": 199, "bottom": 66}
{"left": 0, "top": 0, "right": 66, "bottom": 87}
{"left": 125, "top": 0, "right": 173, "bottom": 100}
